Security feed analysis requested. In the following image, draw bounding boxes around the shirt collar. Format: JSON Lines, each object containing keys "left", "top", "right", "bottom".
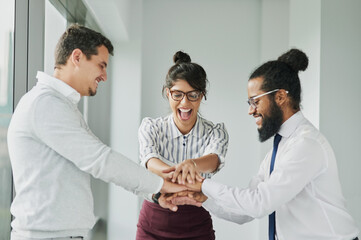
{"left": 167, "top": 114, "right": 205, "bottom": 139}
{"left": 278, "top": 111, "right": 305, "bottom": 138}
{"left": 36, "top": 71, "right": 81, "bottom": 105}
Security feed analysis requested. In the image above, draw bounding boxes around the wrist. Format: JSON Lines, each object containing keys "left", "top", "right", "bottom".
{"left": 152, "top": 192, "right": 161, "bottom": 204}
{"left": 190, "top": 159, "right": 197, "bottom": 169}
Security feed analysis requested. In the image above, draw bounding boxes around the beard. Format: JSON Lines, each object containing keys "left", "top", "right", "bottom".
{"left": 258, "top": 99, "right": 283, "bottom": 142}
{"left": 89, "top": 88, "right": 97, "bottom": 96}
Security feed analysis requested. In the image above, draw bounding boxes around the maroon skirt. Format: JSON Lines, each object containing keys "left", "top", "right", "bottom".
{"left": 136, "top": 200, "right": 215, "bottom": 240}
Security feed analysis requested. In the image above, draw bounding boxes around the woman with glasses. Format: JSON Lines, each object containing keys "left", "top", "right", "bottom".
{"left": 136, "top": 51, "right": 229, "bottom": 240}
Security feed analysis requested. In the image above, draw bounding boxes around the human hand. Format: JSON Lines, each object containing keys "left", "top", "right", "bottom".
{"left": 160, "top": 171, "right": 174, "bottom": 182}
{"left": 164, "top": 191, "right": 203, "bottom": 207}
{"left": 186, "top": 191, "right": 208, "bottom": 203}
{"left": 163, "top": 159, "right": 204, "bottom": 185}
{"left": 146, "top": 158, "right": 173, "bottom": 181}
{"left": 160, "top": 179, "right": 187, "bottom": 193}
{"left": 158, "top": 193, "right": 179, "bottom": 212}
{"left": 185, "top": 179, "right": 203, "bottom": 192}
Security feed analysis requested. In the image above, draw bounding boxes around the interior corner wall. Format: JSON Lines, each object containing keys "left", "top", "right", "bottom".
{"left": 320, "top": 0, "right": 361, "bottom": 229}
{"left": 107, "top": 1, "right": 143, "bottom": 239}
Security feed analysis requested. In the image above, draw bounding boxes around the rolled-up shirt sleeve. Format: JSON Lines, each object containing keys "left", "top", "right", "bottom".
{"left": 32, "top": 94, "right": 163, "bottom": 196}
{"left": 203, "top": 122, "right": 229, "bottom": 174}
{"left": 138, "top": 117, "right": 175, "bottom": 168}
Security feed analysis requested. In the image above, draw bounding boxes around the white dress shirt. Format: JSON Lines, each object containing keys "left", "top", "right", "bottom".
{"left": 7, "top": 72, "right": 163, "bottom": 239}
{"left": 138, "top": 115, "right": 229, "bottom": 179}
{"left": 202, "top": 111, "right": 359, "bottom": 240}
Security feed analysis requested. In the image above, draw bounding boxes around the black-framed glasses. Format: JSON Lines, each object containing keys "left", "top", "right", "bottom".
{"left": 247, "top": 89, "right": 288, "bottom": 109}
{"left": 169, "top": 90, "right": 203, "bottom": 102}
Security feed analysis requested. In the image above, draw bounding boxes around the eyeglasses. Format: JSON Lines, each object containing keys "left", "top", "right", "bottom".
{"left": 247, "top": 89, "right": 288, "bottom": 109}
{"left": 169, "top": 90, "right": 203, "bottom": 102}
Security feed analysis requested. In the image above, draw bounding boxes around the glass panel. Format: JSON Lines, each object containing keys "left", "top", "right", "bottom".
{"left": 44, "top": 0, "right": 66, "bottom": 74}
{"left": 0, "top": 0, "right": 15, "bottom": 239}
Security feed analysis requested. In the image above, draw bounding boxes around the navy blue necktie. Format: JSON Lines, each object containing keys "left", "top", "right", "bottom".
{"left": 269, "top": 134, "right": 281, "bottom": 240}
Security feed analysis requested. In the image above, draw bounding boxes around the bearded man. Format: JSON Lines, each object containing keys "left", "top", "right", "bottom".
{"left": 170, "top": 49, "right": 359, "bottom": 240}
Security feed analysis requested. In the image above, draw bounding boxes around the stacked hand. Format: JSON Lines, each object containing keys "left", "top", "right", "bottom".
{"left": 159, "top": 160, "right": 207, "bottom": 211}
{"left": 165, "top": 191, "right": 207, "bottom": 205}
{"left": 163, "top": 159, "right": 204, "bottom": 184}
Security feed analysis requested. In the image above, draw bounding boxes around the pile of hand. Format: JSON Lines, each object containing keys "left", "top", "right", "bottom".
{"left": 158, "top": 159, "right": 208, "bottom": 212}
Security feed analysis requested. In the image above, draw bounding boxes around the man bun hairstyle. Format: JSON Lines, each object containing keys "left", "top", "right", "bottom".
{"left": 173, "top": 51, "right": 191, "bottom": 64}
{"left": 163, "top": 51, "right": 208, "bottom": 100}
{"left": 55, "top": 24, "right": 114, "bottom": 67}
{"left": 249, "top": 48, "right": 309, "bottom": 111}
{"left": 278, "top": 48, "right": 308, "bottom": 73}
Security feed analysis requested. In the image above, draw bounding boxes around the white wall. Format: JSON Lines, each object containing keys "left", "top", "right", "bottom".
{"left": 141, "top": 0, "right": 262, "bottom": 239}
{"left": 320, "top": 0, "right": 361, "bottom": 229}
{"left": 289, "top": 0, "right": 321, "bottom": 128}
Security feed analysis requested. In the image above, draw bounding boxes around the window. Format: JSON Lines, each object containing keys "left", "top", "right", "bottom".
{"left": 0, "top": 0, "right": 15, "bottom": 238}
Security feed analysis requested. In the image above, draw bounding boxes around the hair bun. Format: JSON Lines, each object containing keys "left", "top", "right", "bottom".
{"left": 173, "top": 51, "right": 191, "bottom": 64}
{"left": 278, "top": 48, "right": 308, "bottom": 72}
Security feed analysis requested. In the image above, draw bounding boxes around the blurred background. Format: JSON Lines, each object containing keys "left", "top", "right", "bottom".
{"left": 0, "top": 0, "right": 360, "bottom": 239}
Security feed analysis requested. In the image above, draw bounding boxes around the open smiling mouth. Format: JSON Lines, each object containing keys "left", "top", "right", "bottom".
{"left": 178, "top": 108, "right": 192, "bottom": 121}
{"left": 254, "top": 114, "right": 262, "bottom": 126}
{"left": 95, "top": 77, "right": 101, "bottom": 87}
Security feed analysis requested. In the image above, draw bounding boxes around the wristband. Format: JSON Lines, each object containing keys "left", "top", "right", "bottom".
{"left": 152, "top": 192, "right": 161, "bottom": 204}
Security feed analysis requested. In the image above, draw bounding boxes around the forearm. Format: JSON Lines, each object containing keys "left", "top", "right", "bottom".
{"left": 203, "top": 198, "right": 254, "bottom": 225}
{"left": 192, "top": 154, "right": 220, "bottom": 173}
{"left": 95, "top": 150, "right": 163, "bottom": 195}
{"left": 146, "top": 157, "right": 171, "bottom": 176}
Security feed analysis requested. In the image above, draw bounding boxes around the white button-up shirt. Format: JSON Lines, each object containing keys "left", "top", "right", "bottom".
{"left": 202, "top": 111, "right": 359, "bottom": 240}
{"left": 7, "top": 71, "right": 163, "bottom": 239}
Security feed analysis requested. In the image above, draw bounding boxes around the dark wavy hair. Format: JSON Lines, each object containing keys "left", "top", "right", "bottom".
{"left": 162, "top": 51, "right": 208, "bottom": 100}
{"left": 55, "top": 24, "right": 114, "bottom": 67}
{"left": 249, "top": 48, "right": 309, "bottom": 110}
